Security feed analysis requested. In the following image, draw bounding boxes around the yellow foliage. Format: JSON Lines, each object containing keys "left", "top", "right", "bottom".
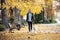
{"left": 47, "top": 0, "right": 52, "bottom": 5}
{"left": 2, "top": 0, "right": 52, "bottom": 16}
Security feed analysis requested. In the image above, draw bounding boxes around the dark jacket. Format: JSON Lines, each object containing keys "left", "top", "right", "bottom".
{"left": 26, "top": 13, "right": 34, "bottom": 22}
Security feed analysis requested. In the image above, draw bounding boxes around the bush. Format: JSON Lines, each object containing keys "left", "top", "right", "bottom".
{"left": 0, "top": 24, "right": 5, "bottom": 31}
{"left": 50, "top": 20, "right": 57, "bottom": 23}
{"left": 34, "top": 10, "right": 44, "bottom": 24}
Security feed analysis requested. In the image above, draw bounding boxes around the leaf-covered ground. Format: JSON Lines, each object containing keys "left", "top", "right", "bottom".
{"left": 0, "top": 24, "right": 60, "bottom": 40}
{"left": 0, "top": 32, "right": 60, "bottom": 40}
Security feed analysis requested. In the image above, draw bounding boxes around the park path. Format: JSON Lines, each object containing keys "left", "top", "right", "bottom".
{"left": 0, "top": 24, "right": 60, "bottom": 40}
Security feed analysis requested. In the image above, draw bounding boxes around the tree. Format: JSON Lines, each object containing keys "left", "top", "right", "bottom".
{"left": 2, "top": 7, "right": 9, "bottom": 28}
{"left": 13, "top": 7, "right": 22, "bottom": 25}
{"left": 44, "top": 0, "right": 54, "bottom": 22}
{"left": 1, "top": 0, "right": 9, "bottom": 28}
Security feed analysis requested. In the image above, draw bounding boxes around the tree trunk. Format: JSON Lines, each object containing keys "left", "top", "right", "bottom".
{"left": 44, "top": 0, "right": 54, "bottom": 21}
{"left": 1, "top": 8, "right": 9, "bottom": 28}
{"left": 13, "top": 7, "right": 21, "bottom": 25}
{"left": 1, "top": 0, "right": 9, "bottom": 28}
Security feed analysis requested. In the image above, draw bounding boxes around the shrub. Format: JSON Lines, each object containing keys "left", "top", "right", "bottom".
{"left": 0, "top": 24, "right": 5, "bottom": 31}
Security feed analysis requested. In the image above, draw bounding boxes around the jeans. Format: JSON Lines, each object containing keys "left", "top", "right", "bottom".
{"left": 28, "top": 21, "right": 32, "bottom": 32}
